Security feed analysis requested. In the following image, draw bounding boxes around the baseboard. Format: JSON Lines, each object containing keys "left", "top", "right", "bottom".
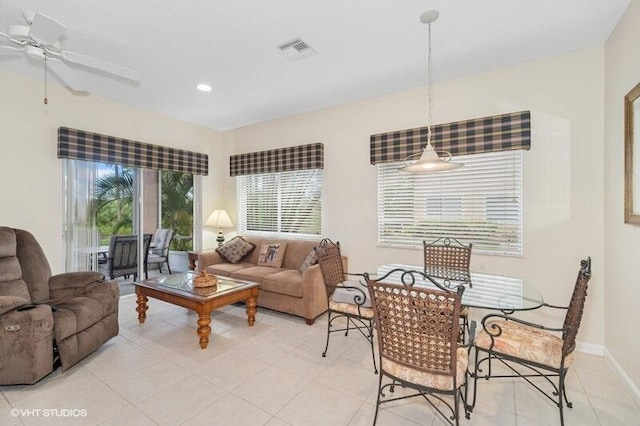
{"left": 576, "top": 341, "right": 604, "bottom": 356}
{"left": 603, "top": 347, "right": 640, "bottom": 407}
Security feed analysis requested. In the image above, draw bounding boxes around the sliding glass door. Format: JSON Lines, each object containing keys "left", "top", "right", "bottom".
{"left": 63, "top": 160, "right": 141, "bottom": 273}
{"left": 63, "top": 160, "right": 201, "bottom": 276}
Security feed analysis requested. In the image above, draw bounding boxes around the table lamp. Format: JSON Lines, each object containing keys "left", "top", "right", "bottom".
{"left": 205, "top": 209, "right": 234, "bottom": 246}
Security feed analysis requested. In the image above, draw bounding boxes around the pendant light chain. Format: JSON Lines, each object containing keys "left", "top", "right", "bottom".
{"left": 427, "top": 19, "right": 433, "bottom": 146}
{"left": 43, "top": 53, "right": 48, "bottom": 105}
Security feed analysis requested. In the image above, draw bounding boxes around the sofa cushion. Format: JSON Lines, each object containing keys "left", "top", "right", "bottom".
{"left": 299, "top": 248, "right": 318, "bottom": 272}
{"left": 230, "top": 266, "right": 284, "bottom": 283}
{"left": 216, "top": 236, "right": 256, "bottom": 264}
{"left": 280, "top": 239, "right": 318, "bottom": 270}
{"left": 262, "top": 270, "right": 304, "bottom": 298}
{"left": 205, "top": 262, "right": 254, "bottom": 277}
{"left": 257, "top": 241, "right": 287, "bottom": 268}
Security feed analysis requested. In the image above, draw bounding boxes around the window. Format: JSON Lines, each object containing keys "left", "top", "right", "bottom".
{"left": 237, "top": 169, "right": 322, "bottom": 237}
{"left": 378, "top": 150, "right": 523, "bottom": 256}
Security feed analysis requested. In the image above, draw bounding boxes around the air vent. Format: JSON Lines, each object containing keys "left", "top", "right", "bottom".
{"left": 277, "top": 38, "right": 318, "bottom": 62}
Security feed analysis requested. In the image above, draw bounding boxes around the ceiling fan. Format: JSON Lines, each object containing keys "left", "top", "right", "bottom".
{"left": 0, "top": 11, "right": 139, "bottom": 93}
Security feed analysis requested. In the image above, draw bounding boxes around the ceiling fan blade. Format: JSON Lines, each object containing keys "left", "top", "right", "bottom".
{"left": 59, "top": 50, "right": 139, "bottom": 81}
{"left": 0, "top": 45, "right": 25, "bottom": 55}
{"left": 47, "top": 57, "right": 88, "bottom": 92}
{"left": 28, "top": 12, "right": 67, "bottom": 45}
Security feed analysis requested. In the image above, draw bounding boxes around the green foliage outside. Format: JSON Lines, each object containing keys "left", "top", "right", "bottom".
{"left": 93, "top": 166, "right": 134, "bottom": 245}
{"left": 160, "top": 171, "right": 193, "bottom": 251}
{"left": 92, "top": 166, "right": 193, "bottom": 251}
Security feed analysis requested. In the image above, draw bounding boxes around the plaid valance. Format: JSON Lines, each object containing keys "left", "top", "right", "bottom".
{"left": 57, "top": 127, "right": 208, "bottom": 175}
{"left": 370, "top": 110, "right": 531, "bottom": 165}
{"left": 230, "top": 143, "right": 323, "bottom": 177}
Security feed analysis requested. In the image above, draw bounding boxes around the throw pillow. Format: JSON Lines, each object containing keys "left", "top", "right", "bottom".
{"left": 299, "top": 248, "right": 318, "bottom": 272}
{"left": 216, "top": 236, "right": 255, "bottom": 264}
{"left": 257, "top": 241, "right": 287, "bottom": 268}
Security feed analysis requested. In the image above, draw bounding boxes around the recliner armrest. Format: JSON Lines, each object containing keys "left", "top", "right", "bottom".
{"left": 48, "top": 272, "right": 104, "bottom": 293}
{"left": 0, "top": 296, "right": 31, "bottom": 316}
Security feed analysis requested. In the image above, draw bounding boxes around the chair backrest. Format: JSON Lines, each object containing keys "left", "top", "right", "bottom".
{"left": 561, "top": 257, "right": 592, "bottom": 357}
{"left": 423, "top": 237, "right": 472, "bottom": 283}
{"left": 366, "top": 270, "right": 464, "bottom": 378}
{"left": 109, "top": 234, "right": 152, "bottom": 278}
{"left": 151, "top": 228, "right": 173, "bottom": 253}
{"left": 316, "top": 238, "right": 346, "bottom": 296}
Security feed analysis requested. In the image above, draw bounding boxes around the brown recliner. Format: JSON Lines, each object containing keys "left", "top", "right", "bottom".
{"left": 0, "top": 227, "right": 119, "bottom": 384}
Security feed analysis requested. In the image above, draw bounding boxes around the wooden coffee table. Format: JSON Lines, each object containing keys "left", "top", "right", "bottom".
{"left": 134, "top": 272, "right": 260, "bottom": 349}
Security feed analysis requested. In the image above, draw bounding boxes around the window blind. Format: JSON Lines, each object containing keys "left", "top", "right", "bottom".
{"left": 237, "top": 169, "right": 322, "bottom": 237}
{"left": 378, "top": 150, "right": 523, "bottom": 256}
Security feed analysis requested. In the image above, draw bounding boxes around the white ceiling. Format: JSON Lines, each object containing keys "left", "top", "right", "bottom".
{"left": 0, "top": 0, "right": 631, "bottom": 130}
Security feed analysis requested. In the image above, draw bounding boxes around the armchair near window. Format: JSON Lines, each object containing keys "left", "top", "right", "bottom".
{"left": 471, "top": 258, "right": 592, "bottom": 426}
{"left": 0, "top": 227, "right": 119, "bottom": 384}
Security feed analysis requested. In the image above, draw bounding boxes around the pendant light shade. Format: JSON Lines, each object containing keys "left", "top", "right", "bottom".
{"left": 401, "top": 10, "right": 463, "bottom": 173}
{"left": 402, "top": 145, "right": 464, "bottom": 173}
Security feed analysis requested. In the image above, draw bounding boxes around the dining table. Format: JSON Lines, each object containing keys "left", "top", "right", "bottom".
{"left": 376, "top": 263, "right": 544, "bottom": 312}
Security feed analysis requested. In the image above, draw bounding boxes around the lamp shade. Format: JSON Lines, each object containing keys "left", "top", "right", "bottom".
{"left": 205, "top": 210, "right": 234, "bottom": 228}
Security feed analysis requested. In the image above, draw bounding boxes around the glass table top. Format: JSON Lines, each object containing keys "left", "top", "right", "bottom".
{"left": 138, "top": 271, "right": 256, "bottom": 299}
{"left": 376, "top": 264, "right": 544, "bottom": 311}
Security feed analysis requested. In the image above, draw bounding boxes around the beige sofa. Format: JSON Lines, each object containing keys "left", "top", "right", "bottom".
{"left": 196, "top": 237, "right": 342, "bottom": 325}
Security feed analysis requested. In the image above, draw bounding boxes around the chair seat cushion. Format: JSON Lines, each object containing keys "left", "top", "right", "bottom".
{"left": 460, "top": 305, "right": 469, "bottom": 317}
{"left": 331, "top": 280, "right": 372, "bottom": 307}
{"left": 382, "top": 348, "right": 469, "bottom": 391}
{"left": 475, "top": 320, "right": 573, "bottom": 370}
{"left": 328, "top": 299, "right": 374, "bottom": 318}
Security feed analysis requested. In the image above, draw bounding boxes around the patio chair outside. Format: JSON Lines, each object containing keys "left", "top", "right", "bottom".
{"left": 107, "top": 234, "right": 151, "bottom": 281}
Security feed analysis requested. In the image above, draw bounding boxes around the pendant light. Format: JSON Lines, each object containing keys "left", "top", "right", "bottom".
{"left": 402, "top": 10, "right": 463, "bottom": 173}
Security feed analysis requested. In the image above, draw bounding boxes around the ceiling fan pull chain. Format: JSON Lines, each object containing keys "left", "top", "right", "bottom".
{"left": 43, "top": 52, "right": 48, "bottom": 105}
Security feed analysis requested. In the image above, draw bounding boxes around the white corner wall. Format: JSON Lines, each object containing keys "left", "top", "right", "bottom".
{"left": 223, "top": 47, "right": 606, "bottom": 348}
{"left": 604, "top": 0, "right": 640, "bottom": 394}
{"left": 0, "top": 69, "right": 224, "bottom": 273}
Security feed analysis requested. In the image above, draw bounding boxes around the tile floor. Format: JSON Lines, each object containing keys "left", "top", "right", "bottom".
{"left": 1, "top": 296, "right": 639, "bottom": 425}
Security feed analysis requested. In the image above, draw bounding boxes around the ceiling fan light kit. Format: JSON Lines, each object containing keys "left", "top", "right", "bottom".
{"left": 401, "top": 10, "right": 464, "bottom": 174}
{"left": 0, "top": 11, "right": 140, "bottom": 99}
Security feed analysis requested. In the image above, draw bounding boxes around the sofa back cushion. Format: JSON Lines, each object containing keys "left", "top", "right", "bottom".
{"left": 239, "top": 236, "right": 317, "bottom": 270}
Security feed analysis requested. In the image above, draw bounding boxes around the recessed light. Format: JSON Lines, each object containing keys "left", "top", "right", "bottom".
{"left": 197, "top": 83, "right": 212, "bottom": 92}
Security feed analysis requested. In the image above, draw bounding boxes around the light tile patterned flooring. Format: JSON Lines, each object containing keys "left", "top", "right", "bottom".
{"left": 1, "top": 296, "right": 639, "bottom": 425}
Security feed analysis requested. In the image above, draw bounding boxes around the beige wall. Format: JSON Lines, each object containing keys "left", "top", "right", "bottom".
{"left": 223, "top": 48, "right": 606, "bottom": 350}
{"left": 0, "top": 69, "right": 224, "bottom": 273}
{"left": 604, "top": 0, "right": 640, "bottom": 394}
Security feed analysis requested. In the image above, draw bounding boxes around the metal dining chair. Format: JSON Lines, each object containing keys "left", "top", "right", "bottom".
{"left": 365, "top": 268, "right": 473, "bottom": 425}
{"left": 316, "top": 238, "right": 377, "bottom": 373}
{"left": 424, "top": 237, "right": 473, "bottom": 340}
{"left": 471, "top": 258, "right": 592, "bottom": 426}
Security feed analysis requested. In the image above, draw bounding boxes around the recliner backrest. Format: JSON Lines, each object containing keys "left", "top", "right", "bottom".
{"left": 0, "top": 227, "right": 52, "bottom": 303}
